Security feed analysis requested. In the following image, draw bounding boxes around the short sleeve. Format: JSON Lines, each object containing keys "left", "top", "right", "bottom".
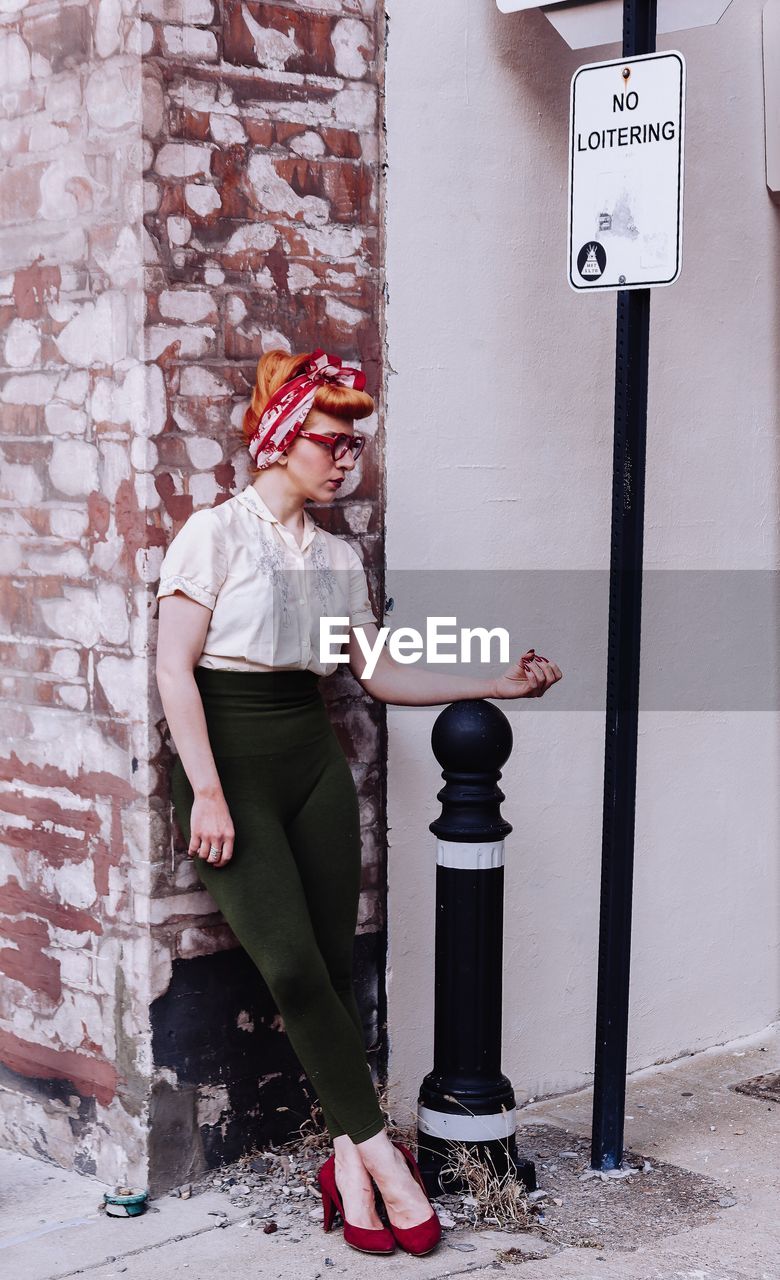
{"left": 156, "top": 509, "right": 227, "bottom": 611}
{"left": 346, "top": 544, "right": 377, "bottom": 629}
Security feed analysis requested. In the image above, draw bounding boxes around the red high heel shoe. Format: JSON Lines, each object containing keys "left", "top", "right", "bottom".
{"left": 317, "top": 1154, "right": 396, "bottom": 1255}
{"left": 385, "top": 1140, "right": 443, "bottom": 1255}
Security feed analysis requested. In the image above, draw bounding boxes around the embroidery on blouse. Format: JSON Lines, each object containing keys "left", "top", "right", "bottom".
{"left": 308, "top": 535, "right": 337, "bottom": 613}
{"left": 158, "top": 575, "right": 215, "bottom": 610}
{"left": 251, "top": 522, "right": 292, "bottom": 629}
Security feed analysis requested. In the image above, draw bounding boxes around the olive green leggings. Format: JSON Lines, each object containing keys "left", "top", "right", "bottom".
{"left": 170, "top": 666, "right": 386, "bottom": 1144}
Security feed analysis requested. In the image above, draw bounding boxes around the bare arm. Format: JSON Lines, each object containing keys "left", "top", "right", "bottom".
{"left": 155, "top": 592, "right": 234, "bottom": 866}
{"left": 346, "top": 624, "right": 562, "bottom": 706}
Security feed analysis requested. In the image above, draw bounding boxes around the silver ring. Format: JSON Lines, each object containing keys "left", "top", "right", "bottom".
{"left": 207, "top": 844, "right": 220, "bottom": 862}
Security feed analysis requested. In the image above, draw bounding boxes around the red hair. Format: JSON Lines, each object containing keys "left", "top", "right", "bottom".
{"left": 242, "top": 349, "right": 374, "bottom": 477}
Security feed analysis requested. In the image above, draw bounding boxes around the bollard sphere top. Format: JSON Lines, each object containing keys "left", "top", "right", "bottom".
{"left": 430, "top": 700, "right": 513, "bottom": 775}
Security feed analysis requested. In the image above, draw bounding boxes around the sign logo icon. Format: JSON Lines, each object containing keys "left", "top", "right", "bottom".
{"left": 577, "top": 241, "right": 607, "bottom": 279}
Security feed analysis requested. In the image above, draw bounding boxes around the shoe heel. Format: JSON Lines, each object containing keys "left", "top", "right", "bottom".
{"left": 318, "top": 1175, "right": 337, "bottom": 1232}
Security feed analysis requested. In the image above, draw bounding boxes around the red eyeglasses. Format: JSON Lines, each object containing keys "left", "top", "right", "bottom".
{"left": 297, "top": 430, "right": 366, "bottom": 462}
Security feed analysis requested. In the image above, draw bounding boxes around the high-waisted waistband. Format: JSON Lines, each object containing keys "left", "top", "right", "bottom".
{"left": 193, "top": 666, "right": 332, "bottom": 756}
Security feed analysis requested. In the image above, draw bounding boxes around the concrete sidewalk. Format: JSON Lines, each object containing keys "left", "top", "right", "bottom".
{"left": 1, "top": 1024, "right": 777, "bottom": 1280}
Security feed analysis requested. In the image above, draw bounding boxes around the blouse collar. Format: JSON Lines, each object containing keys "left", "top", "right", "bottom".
{"left": 235, "top": 483, "right": 318, "bottom": 552}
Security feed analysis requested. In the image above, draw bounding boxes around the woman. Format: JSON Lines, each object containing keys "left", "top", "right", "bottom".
{"left": 155, "top": 347, "right": 562, "bottom": 1257}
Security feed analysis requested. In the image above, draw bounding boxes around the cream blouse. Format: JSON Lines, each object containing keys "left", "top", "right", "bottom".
{"left": 155, "top": 483, "right": 377, "bottom": 676}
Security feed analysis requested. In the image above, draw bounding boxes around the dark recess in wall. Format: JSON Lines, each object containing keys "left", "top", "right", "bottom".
{"left": 149, "top": 929, "right": 388, "bottom": 1192}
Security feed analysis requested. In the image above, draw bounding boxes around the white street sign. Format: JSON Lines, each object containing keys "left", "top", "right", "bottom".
{"left": 567, "top": 50, "right": 685, "bottom": 292}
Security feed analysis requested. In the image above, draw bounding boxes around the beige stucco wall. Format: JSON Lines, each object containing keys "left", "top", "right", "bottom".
{"left": 383, "top": 0, "right": 779, "bottom": 1123}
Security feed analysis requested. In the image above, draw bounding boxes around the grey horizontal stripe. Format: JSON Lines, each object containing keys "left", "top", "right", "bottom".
{"left": 418, "top": 1103, "right": 516, "bottom": 1140}
{"left": 436, "top": 839, "right": 505, "bottom": 870}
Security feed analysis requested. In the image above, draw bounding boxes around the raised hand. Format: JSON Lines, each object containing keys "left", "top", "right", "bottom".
{"left": 492, "top": 648, "right": 563, "bottom": 700}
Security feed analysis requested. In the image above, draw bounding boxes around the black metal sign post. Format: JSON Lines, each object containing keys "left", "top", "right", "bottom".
{"left": 590, "top": 0, "right": 657, "bottom": 1172}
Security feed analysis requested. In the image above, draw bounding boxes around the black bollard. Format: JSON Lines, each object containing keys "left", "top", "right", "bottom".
{"left": 416, "top": 699, "right": 536, "bottom": 1197}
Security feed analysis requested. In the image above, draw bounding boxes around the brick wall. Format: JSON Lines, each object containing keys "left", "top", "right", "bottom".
{"left": 0, "top": 0, "right": 385, "bottom": 1191}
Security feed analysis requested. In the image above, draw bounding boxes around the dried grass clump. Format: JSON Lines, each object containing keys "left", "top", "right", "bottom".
{"left": 279, "top": 1085, "right": 417, "bottom": 1161}
{"left": 435, "top": 1139, "right": 545, "bottom": 1234}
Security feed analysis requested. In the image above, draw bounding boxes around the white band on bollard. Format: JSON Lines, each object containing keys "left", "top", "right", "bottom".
{"left": 417, "top": 1103, "right": 517, "bottom": 1141}
{"left": 435, "top": 839, "right": 506, "bottom": 870}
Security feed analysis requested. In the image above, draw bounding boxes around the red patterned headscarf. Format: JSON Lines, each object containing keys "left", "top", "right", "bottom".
{"left": 246, "top": 349, "right": 367, "bottom": 469}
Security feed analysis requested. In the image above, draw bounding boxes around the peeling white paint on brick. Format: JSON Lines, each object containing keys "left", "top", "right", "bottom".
{"left": 97, "top": 655, "right": 145, "bottom": 717}
{"left": 166, "top": 215, "right": 192, "bottom": 246}
{"left": 45, "top": 73, "right": 82, "bottom": 122}
{"left": 259, "top": 328, "right": 292, "bottom": 353}
{"left": 289, "top": 130, "right": 327, "bottom": 159}
{"left": 27, "top": 548, "right": 90, "bottom": 576}
{"left": 287, "top": 263, "right": 318, "bottom": 294}
{"left": 343, "top": 501, "right": 373, "bottom": 533}
{"left": 196, "top": 1082, "right": 230, "bottom": 1127}
{"left": 0, "top": 459, "right": 42, "bottom": 504}
{"left": 56, "top": 370, "right": 90, "bottom": 406}
{"left": 150, "top": 890, "right": 217, "bottom": 924}
{"left": 185, "top": 436, "right": 222, "bottom": 469}
{"left": 49, "top": 440, "right": 100, "bottom": 498}
{"left": 143, "top": 74, "right": 164, "bottom": 137}
{"left": 332, "top": 17, "right": 371, "bottom": 79}
{"left": 91, "top": 532, "right": 125, "bottom": 574}
{"left": 138, "top": 362, "right": 166, "bottom": 436}
{"left": 169, "top": 75, "right": 218, "bottom": 112}
{"left": 58, "top": 684, "right": 89, "bottom": 710}
{"left": 95, "top": 226, "right": 142, "bottom": 289}
{"left": 1, "top": 372, "right": 58, "bottom": 405}
{"left": 226, "top": 294, "right": 247, "bottom": 326}
{"left": 97, "top": 583, "right": 132, "bottom": 645}
{"left": 242, "top": 10, "right": 300, "bottom": 71}
{"left": 325, "top": 296, "right": 365, "bottom": 327}
{"left": 184, "top": 182, "right": 221, "bottom": 215}
{"left": 161, "top": 25, "right": 218, "bottom": 59}
{"left": 208, "top": 111, "right": 247, "bottom": 146}
{"left": 296, "top": 0, "right": 347, "bottom": 11}
{"left": 179, "top": 366, "right": 231, "bottom": 398}
{"left": 293, "top": 223, "right": 364, "bottom": 260}
{"left": 54, "top": 294, "right": 128, "bottom": 368}
{"left": 153, "top": 141, "right": 213, "bottom": 178}
{"left": 247, "top": 153, "right": 329, "bottom": 226}
{"left": 158, "top": 289, "right": 216, "bottom": 323}
{"left": 0, "top": 539, "right": 22, "bottom": 572}
{"left": 40, "top": 152, "right": 102, "bottom": 222}
{"left": 142, "top": 0, "right": 214, "bottom": 21}
{"left": 135, "top": 472, "right": 160, "bottom": 510}
{"left": 38, "top": 588, "right": 104, "bottom": 651}
{"left": 333, "top": 82, "right": 377, "bottom": 129}
{"left": 130, "top": 437, "right": 158, "bottom": 473}
{"left": 99, "top": 441, "right": 132, "bottom": 501}
{"left": 96, "top": 0, "right": 122, "bottom": 59}
{"left": 51, "top": 648, "right": 81, "bottom": 678}
{"left": 85, "top": 63, "right": 139, "bottom": 130}
{"left": 223, "top": 222, "right": 277, "bottom": 256}
{"left": 144, "top": 180, "right": 162, "bottom": 213}
{"left": 44, "top": 403, "right": 88, "bottom": 437}
{"left": 189, "top": 471, "right": 220, "bottom": 506}
{"left": 0, "top": 32, "right": 31, "bottom": 88}
{"left": 49, "top": 507, "right": 90, "bottom": 539}
{"left": 177, "top": 923, "right": 235, "bottom": 957}
{"left": 149, "top": 938, "right": 173, "bottom": 1002}
{"left": 0, "top": 846, "right": 20, "bottom": 886}
{"left": 139, "top": 544, "right": 165, "bottom": 585}
{"left": 5, "top": 319, "right": 41, "bottom": 369}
